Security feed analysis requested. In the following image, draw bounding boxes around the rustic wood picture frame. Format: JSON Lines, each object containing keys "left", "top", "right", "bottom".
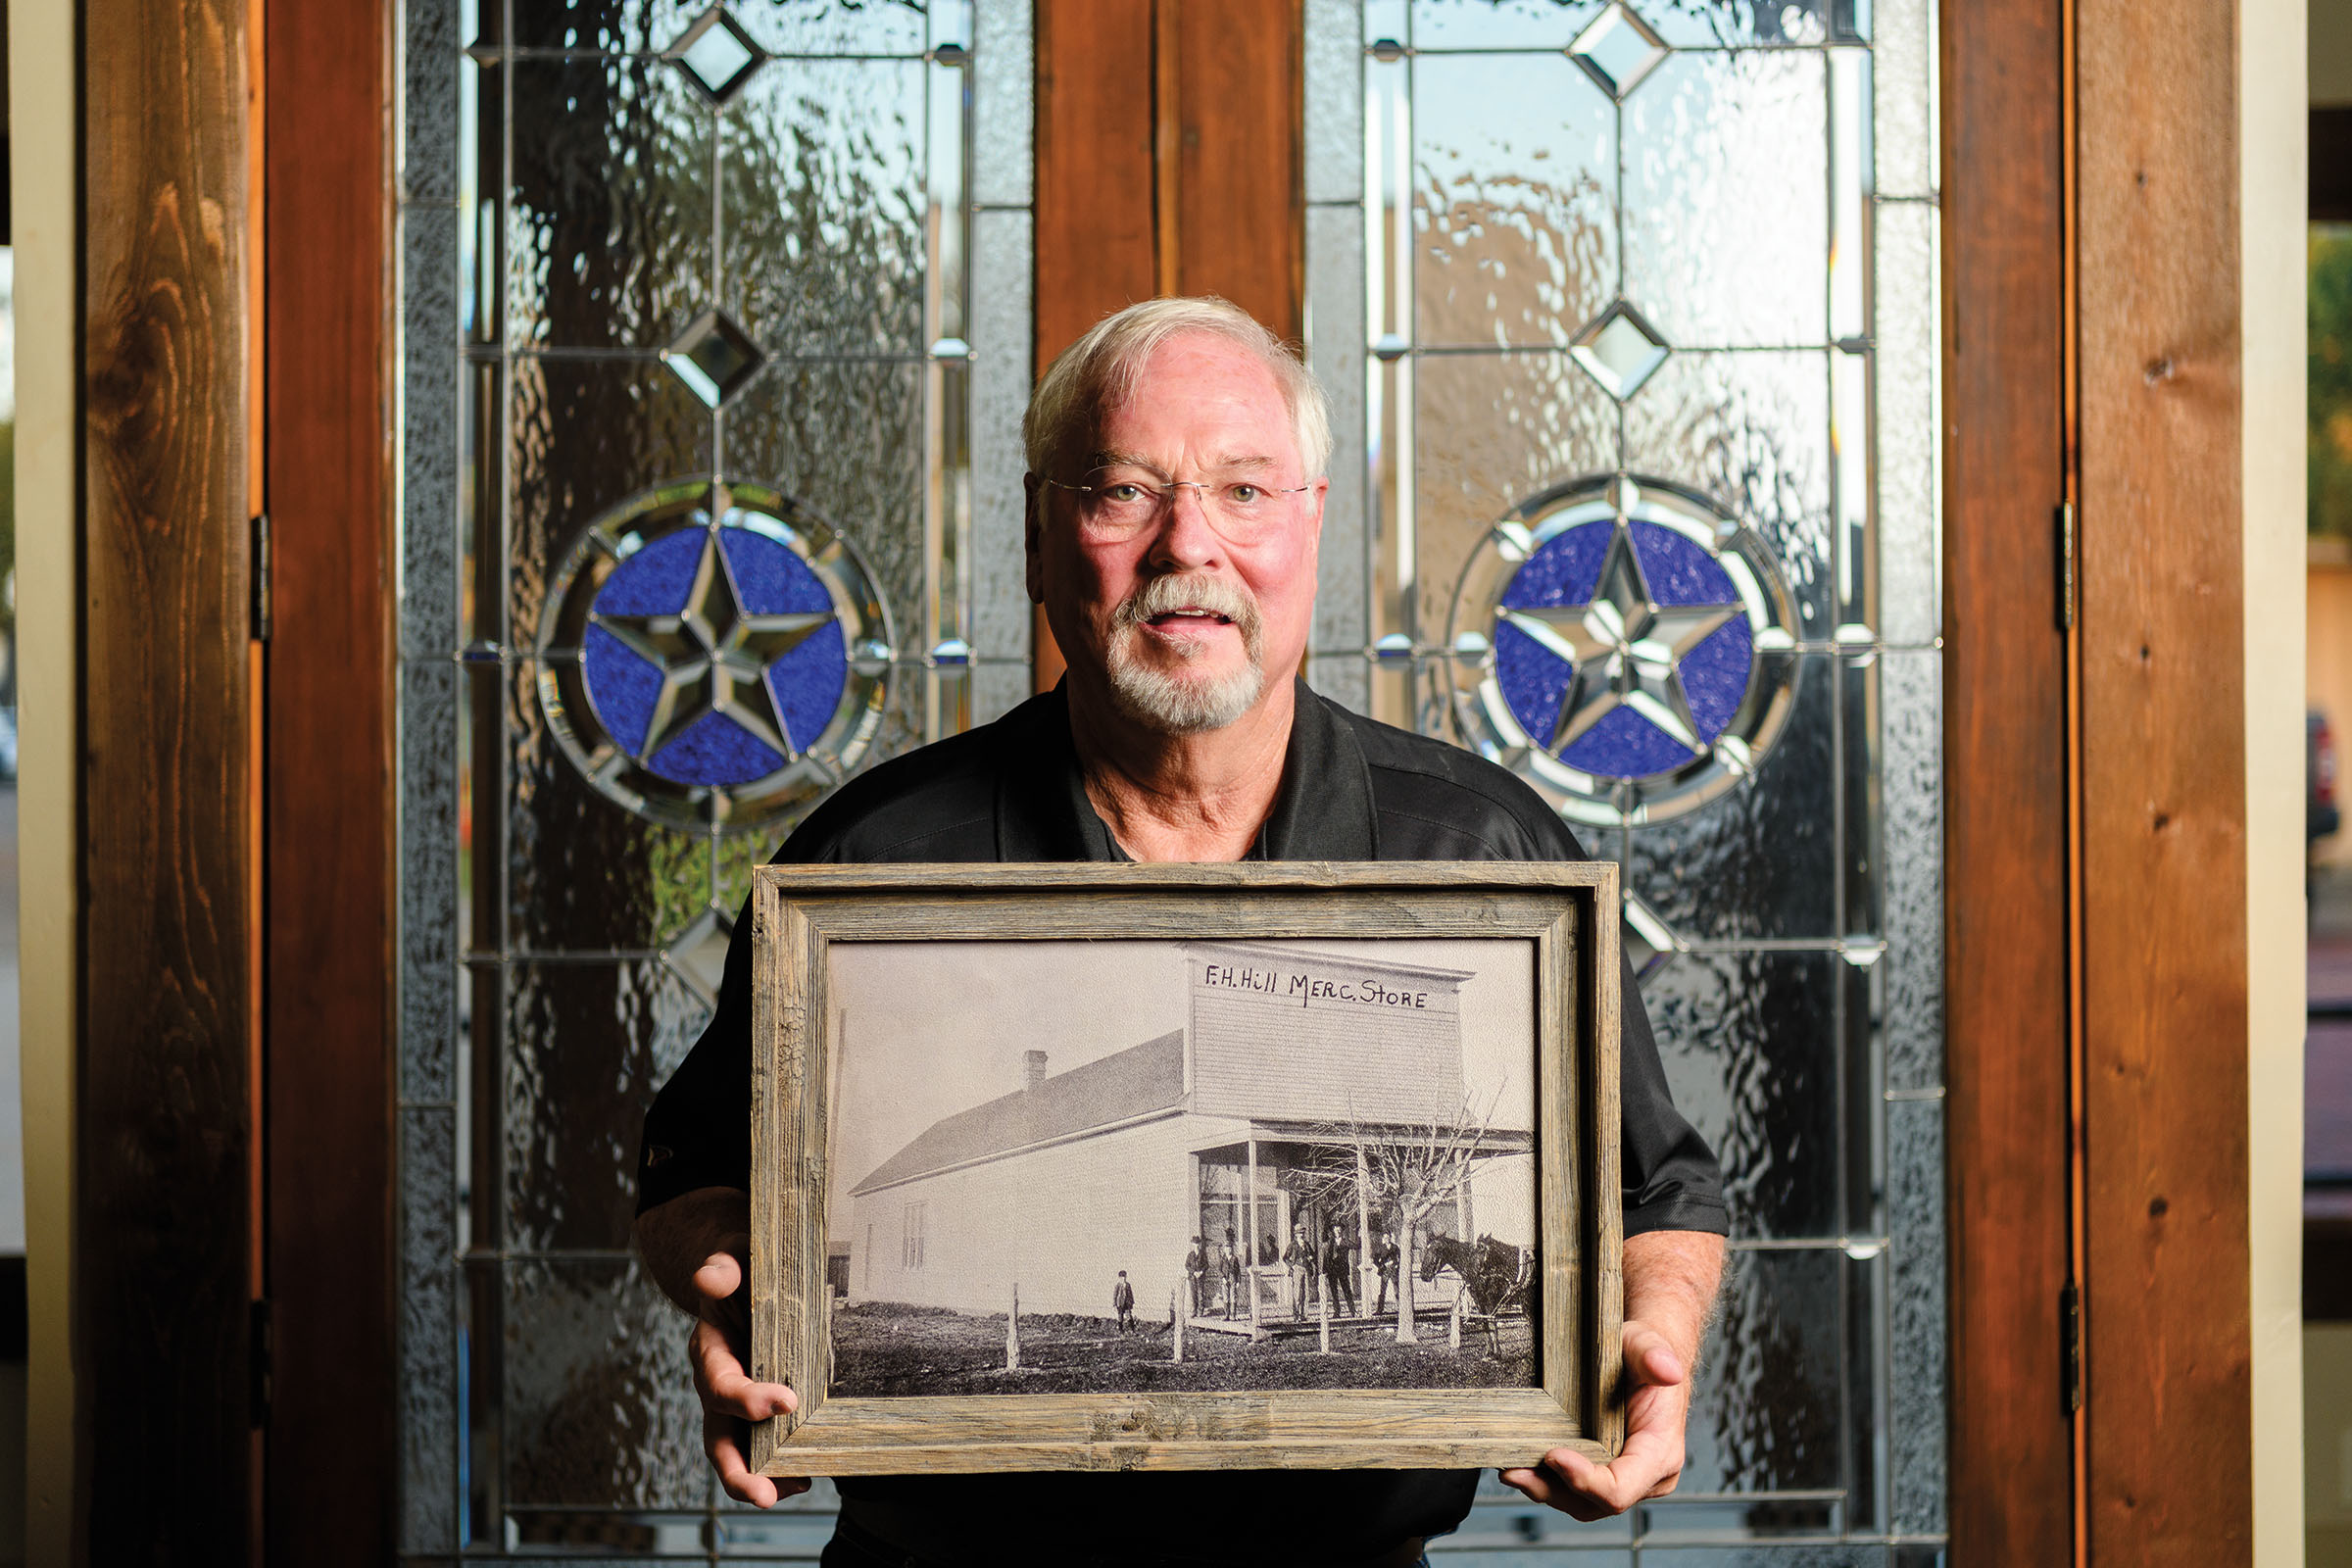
{"left": 748, "top": 861, "right": 1624, "bottom": 1476}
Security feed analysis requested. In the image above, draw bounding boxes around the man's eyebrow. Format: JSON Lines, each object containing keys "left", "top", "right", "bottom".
{"left": 1086, "top": 451, "right": 1280, "bottom": 475}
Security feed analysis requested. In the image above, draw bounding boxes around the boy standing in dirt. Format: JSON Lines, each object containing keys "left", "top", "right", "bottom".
{"left": 1112, "top": 1271, "right": 1136, "bottom": 1333}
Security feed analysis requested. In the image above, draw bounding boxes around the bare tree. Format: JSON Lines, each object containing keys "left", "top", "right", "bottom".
{"left": 1289, "top": 1090, "right": 1501, "bottom": 1343}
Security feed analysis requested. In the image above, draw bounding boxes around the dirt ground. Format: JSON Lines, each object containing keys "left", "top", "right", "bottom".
{"left": 828, "top": 1301, "right": 1537, "bottom": 1396}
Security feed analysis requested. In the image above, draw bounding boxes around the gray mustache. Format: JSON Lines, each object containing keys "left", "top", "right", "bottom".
{"left": 1112, "top": 574, "right": 1263, "bottom": 638}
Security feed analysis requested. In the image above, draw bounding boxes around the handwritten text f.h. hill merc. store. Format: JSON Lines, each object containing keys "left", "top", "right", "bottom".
{"left": 1196, "top": 962, "right": 1433, "bottom": 1010}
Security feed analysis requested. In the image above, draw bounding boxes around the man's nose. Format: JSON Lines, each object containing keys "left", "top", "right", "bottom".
{"left": 1144, "top": 483, "right": 1225, "bottom": 570}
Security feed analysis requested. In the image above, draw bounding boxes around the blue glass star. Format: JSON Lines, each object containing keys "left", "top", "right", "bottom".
{"left": 588, "top": 526, "right": 834, "bottom": 774}
{"left": 1500, "top": 521, "right": 1743, "bottom": 769}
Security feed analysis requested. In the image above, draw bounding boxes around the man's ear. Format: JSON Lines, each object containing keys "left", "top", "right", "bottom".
{"left": 1023, "top": 474, "right": 1046, "bottom": 605}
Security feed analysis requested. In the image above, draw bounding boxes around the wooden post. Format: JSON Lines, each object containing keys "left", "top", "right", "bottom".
{"left": 1352, "top": 1147, "right": 1377, "bottom": 1316}
{"left": 1171, "top": 1292, "right": 1184, "bottom": 1362}
{"left": 1246, "top": 1138, "right": 1262, "bottom": 1336}
{"left": 1005, "top": 1284, "right": 1020, "bottom": 1371}
{"left": 1318, "top": 1276, "right": 1332, "bottom": 1354}
{"left": 1448, "top": 1293, "right": 1463, "bottom": 1351}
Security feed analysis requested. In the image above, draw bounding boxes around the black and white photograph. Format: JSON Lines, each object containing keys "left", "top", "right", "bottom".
{"left": 823, "top": 937, "right": 1542, "bottom": 1398}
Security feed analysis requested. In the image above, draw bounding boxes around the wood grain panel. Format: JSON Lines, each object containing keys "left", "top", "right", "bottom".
{"left": 1029, "top": 0, "right": 1305, "bottom": 693}
{"left": 1167, "top": 0, "right": 1301, "bottom": 339}
{"left": 80, "top": 0, "right": 258, "bottom": 1553}
{"left": 1939, "top": 0, "right": 2076, "bottom": 1561}
{"left": 1031, "top": 0, "right": 1156, "bottom": 690}
{"left": 262, "top": 0, "right": 396, "bottom": 1557}
{"left": 2075, "top": 2, "right": 2253, "bottom": 1559}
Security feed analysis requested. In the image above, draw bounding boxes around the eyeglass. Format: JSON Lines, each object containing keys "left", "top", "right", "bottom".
{"left": 1040, "top": 468, "right": 1314, "bottom": 543}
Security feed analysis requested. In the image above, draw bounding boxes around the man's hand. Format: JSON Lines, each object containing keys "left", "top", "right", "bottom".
{"left": 1498, "top": 1318, "right": 1694, "bottom": 1519}
{"left": 1499, "top": 1228, "right": 1725, "bottom": 1521}
{"left": 637, "top": 1190, "right": 809, "bottom": 1508}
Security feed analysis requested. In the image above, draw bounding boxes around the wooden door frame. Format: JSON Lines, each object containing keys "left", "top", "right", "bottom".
{"left": 259, "top": 0, "right": 397, "bottom": 1560}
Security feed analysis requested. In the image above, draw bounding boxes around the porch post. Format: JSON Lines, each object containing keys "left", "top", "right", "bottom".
{"left": 1246, "top": 1137, "right": 1262, "bottom": 1333}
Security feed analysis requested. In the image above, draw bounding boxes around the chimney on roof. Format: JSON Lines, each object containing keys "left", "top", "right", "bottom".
{"left": 1023, "top": 1050, "right": 1049, "bottom": 1094}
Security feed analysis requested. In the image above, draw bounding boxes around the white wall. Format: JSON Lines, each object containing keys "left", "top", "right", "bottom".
{"left": 7, "top": 2, "right": 74, "bottom": 1562}
{"left": 849, "top": 1112, "right": 1249, "bottom": 1321}
{"left": 2255, "top": 0, "right": 2312, "bottom": 1561}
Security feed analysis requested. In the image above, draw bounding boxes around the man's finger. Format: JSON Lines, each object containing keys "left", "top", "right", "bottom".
{"left": 704, "top": 1415, "right": 778, "bottom": 1508}
{"left": 1621, "top": 1321, "right": 1687, "bottom": 1389}
{"left": 693, "top": 1250, "right": 746, "bottom": 1302}
{"left": 689, "top": 1322, "right": 797, "bottom": 1419}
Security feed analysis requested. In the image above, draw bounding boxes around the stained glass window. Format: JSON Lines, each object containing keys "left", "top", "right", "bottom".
{"left": 1302, "top": 0, "right": 1946, "bottom": 1552}
{"left": 395, "top": 0, "right": 1034, "bottom": 1552}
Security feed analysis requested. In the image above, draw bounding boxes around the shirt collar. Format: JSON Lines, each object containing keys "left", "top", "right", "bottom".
{"left": 993, "top": 678, "right": 1379, "bottom": 862}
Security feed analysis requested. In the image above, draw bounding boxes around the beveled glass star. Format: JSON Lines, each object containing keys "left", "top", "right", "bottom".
{"left": 1502, "top": 522, "right": 1740, "bottom": 758}
{"left": 591, "top": 527, "right": 834, "bottom": 762}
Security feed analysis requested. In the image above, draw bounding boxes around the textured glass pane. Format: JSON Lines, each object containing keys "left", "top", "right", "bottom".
{"left": 508, "top": 0, "right": 929, "bottom": 54}
{"left": 1307, "top": 654, "right": 1371, "bottom": 717}
{"left": 399, "top": 1108, "right": 459, "bottom": 1552}
{"left": 462, "top": 358, "right": 503, "bottom": 648}
{"left": 968, "top": 209, "right": 1032, "bottom": 667}
{"left": 1641, "top": 1495, "right": 1838, "bottom": 1539}
{"left": 1875, "top": 0, "right": 1934, "bottom": 199}
{"left": 1642, "top": 950, "right": 1840, "bottom": 1239}
{"left": 722, "top": 359, "right": 924, "bottom": 640}
{"left": 508, "top": 358, "right": 713, "bottom": 650}
{"left": 1643, "top": 0, "right": 1838, "bottom": 47}
{"left": 1415, "top": 351, "right": 1619, "bottom": 642}
{"left": 1640, "top": 1548, "right": 1888, "bottom": 1568}
{"left": 1621, "top": 350, "right": 1832, "bottom": 637}
{"left": 508, "top": 59, "right": 714, "bottom": 351}
{"left": 1893, "top": 1542, "right": 1949, "bottom": 1567}
{"left": 403, "top": 662, "right": 462, "bottom": 1103}
{"left": 1888, "top": 1097, "right": 1948, "bottom": 1534}
{"left": 1413, "top": 53, "right": 1617, "bottom": 349}
{"left": 719, "top": 59, "right": 925, "bottom": 356}
{"left": 732, "top": 0, "right": 931, "bottom": 54}
{"left": 1627, "top": 654, "right": 1836, "bottom": 941}
{"left": 1408, "top": 0, "right": 1599, "bottom": 50}
{"left": 1307, "top": 206, "right": 1367, "bottom": 659}
{"left": 1841, "top": 653, "right": 1882, "bottom": 938}
{"left": 1881, "top": 649, "right": 1942, "bottom": 1090}
{"left": 505, "top": 961, "right": 710, "bottom": 1252}
{"left": 1622, "top": 51, "right": 1827, "bottom": 349}
{"left": 972, "top": 0, "right": 1035, "bottom": 206}
{"left": 1874, "top": 201, "right": 1937, "bottom": 647}
{"left": 1683, "top": 1249, "right": 1845, "bottom": 1494}
{"left": 1303, "top": 0, "right": 1362, "bottom": 204}
{"left": 1841, "top": 960, "right": 1883, "bottom": 1237}
{"left": 510, "top": 664, "right": 716, "bottom": 955}
{"left": 1845, "top": 1249, "right": 1885, "bottom": 1533}
{"left": 504, "top": 1257, "right": 711, "bottom": 1508}
{"left": 406, "top": 0, "right": 462, "bottom": 204}
{"left": 405, "top": 208, "right": 463, "bottom": 660}
{"left": 716, "top": 1500, "right": 853, "bottom": 1553}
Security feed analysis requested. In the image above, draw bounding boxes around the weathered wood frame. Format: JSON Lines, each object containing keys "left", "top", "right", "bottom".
{"left": 745, "top": 861, "right": 1623, "bottom": 1475}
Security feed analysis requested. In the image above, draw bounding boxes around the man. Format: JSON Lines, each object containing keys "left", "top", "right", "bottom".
{"left": 1184, "top": 1236, "right": 1208, "bottom": 1317}
{"left": 633, "top": 297, "right": 1728, "bottom": 1565}
{"left": 1112, "top": 1270, "right": 1137, "bottom": 1335}
{"left": 1219, "top": 1228, "right": 1244, "bottom": 1318}
{"left": 1373, "top": 1232, "right": 1401, "bottom": 1318}
{"left": 1284, "top": 1227, "right": 1313, "bottom": 1320}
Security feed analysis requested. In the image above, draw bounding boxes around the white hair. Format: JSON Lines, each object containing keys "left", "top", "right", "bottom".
{"left": 1021, "top": 296, "right": 1334, "bottom": 481}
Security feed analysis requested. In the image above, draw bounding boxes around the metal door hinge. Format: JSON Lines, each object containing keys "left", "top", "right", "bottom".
{"left": 250, "top": 1298, "right": 273, "bottom": 1428}
{"left": 2056, "top": 502, "right": 2077, "bottom": 632}
{"left": 250, "top": 513, "right": 272, "bottom": 643}
{"left": 2059, "top": 1281, "right": 2082, "bottom": 1414}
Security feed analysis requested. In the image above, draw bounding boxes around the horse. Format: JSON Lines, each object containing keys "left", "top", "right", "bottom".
{"left": 1415, "top": 1233, "right": 1533, "bottom": 1317}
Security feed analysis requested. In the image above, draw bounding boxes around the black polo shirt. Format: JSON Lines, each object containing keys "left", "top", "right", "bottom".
{"left": 638, "top": 680, "right": 1726, "bottom": 1564}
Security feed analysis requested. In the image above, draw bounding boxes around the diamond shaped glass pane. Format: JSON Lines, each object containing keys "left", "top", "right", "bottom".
{"left": 1570, "top": 303, "right": 1671, "bottom": 400}
{"left": 662, "top": 308, "right": 765, "bottom": 407}
{"left": 1569, "top": 3, "right": 1670, "bottom": 100}
{"left": 663, "top": 904, "right": 735, "bottom": 1004}
{"left": 668, "top": 7, "right": 763, "bottom": 104}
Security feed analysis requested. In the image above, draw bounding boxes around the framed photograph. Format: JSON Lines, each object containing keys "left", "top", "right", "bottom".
{"left": 747, "top": 861, "right": 1623, "bottom": 1476}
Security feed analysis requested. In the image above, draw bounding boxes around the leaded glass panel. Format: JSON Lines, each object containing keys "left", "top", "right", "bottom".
{"left": 396, "top": 0, "right": 1033, "bottom": 1553}
{"left": 1303, "top": 0, "right": 1944, "bottom": 1554}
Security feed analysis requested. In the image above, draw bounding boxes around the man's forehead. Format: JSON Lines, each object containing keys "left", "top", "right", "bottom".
{"left": 1086, "top": 448, "right": 1279, "bottom": 476}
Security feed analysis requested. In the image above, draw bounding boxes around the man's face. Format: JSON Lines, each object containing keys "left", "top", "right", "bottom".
{"left": 1026, "top": 332, "right": 1326, "bottom": 733}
